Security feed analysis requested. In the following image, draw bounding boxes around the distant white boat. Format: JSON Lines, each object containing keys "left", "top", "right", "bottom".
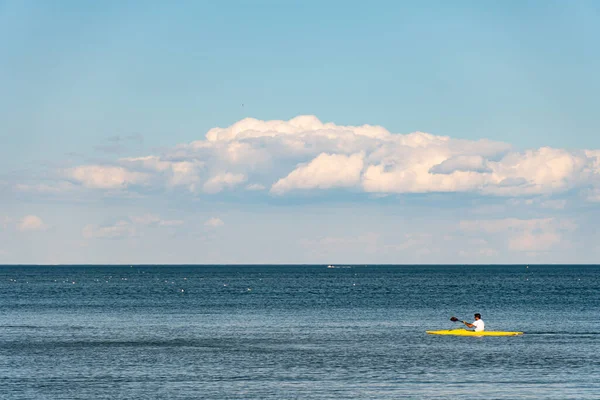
{"left": 327, "top": 265, "right": 335, "bottom": 268}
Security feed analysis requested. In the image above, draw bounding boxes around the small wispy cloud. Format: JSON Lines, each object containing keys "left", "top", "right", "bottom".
{"left": 204, "top": 217, "right": 224, "bottom": 228}
{"left": 246, "top": 183, "right": 266, "bottom": 191}
{"left": 15, "top": 182, "right": 77, "bottom": 194}
{"left": 459, "top": 217, "right": 576, "bottom": 252}
{"left": 128, "top": 214, "right": 183, "bottom": 226}
{"left": 17, "top": 215, "right": 48, "bottom": 232}
{"left": 1, "top": 216, "right": 11, "bottom": 229}
{"left": 83, "top": 220, "right": 134, "bottom": 239}
{"left": 508, "top": 197, "right": 567, "bottom": 210}
{"left": 82, "top": 214, "right": 184, "bottom": 239}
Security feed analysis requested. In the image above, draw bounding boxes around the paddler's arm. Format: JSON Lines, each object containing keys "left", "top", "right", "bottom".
{"left": 462, "top": 321, "right": 474, "bottom": 328}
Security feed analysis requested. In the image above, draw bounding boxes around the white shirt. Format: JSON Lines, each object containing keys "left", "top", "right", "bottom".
{"left": 472, "top": 319, "right": 485, "bottom": 332}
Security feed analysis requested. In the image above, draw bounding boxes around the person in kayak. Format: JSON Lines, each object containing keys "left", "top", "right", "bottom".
{"left": 462, "top": 313, "right": 485, "bottom": 332}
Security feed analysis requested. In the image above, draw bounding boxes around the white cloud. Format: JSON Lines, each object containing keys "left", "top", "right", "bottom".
{"left": 204, "top": 217, "right": 224, "bottom": 228}
{"left": 223, "top": 141, "right": 271, "bottom": 167}
{"left": 481, "top": 147, "right": 590, "bottom": 196}
{"left": 67, "top": 165, "right": 150, "bottom": 189}
{"left": 203, "top": 115, "right": 363, "bottom": 142}
{"left": 363, "top": 164, "right": 488, "bottom": 193}
{"left": 362, "top": 145, "right": 594, "bottom": 196}
{"left": 202, "top": 173, "right": 246, "bottom": 194}
{"left": 25, "top": 115, "right": 599, "bottom": 202}
{"left": 429, "top": 155, "right": 492, "bottom": 174}
{"left": 271, "top": 152, "right": 365, "bottom": 194}
{"left": 17, "top": 215, "right": 48, "bottom": 232}
{"left": 246, "top": 183, "right": 266, "bottom": 191}
{"left": 120, "top": 156, "right": 203, "bottom": 191}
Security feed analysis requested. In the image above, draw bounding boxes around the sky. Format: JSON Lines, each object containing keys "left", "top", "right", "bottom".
{"left": 1, "top": 0, "right": 599, "bottom": 264}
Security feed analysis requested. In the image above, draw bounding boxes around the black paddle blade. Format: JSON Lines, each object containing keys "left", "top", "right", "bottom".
{"left": 450, "top": 316, "right": 459, "bottom": 322}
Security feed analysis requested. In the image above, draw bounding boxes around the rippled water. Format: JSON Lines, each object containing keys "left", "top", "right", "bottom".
{"left": 1, "top": 265, "right": 599, "bottom": 399}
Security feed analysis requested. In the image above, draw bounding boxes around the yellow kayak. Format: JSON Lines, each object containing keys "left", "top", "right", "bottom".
{"left": 426, "top": 329, "right": 523, "bottom": 336}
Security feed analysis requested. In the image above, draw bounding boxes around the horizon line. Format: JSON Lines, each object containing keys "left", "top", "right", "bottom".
{"left": 1, "top": 263, "right": 598, "bottom": 267}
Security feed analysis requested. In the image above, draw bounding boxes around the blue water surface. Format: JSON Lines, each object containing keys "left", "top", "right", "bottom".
{"left": 0, "top": 265, "right": 599, "bottom": 399}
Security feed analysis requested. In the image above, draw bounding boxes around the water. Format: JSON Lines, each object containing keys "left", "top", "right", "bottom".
{"left": 1, "top": 265, "right": 599, "bottom": 399}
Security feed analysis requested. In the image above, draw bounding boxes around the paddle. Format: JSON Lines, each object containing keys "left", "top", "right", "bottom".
{"left": 450, "top": 316, "right": 466, "bottom": 324}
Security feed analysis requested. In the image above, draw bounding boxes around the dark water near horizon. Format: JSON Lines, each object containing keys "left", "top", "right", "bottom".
{"left": 1, "top": 265, "right": 599, "bottom": 399}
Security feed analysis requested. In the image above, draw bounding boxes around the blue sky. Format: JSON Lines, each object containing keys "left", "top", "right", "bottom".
{"left": 1, "top": 1, "right": 599, "bottom": 264}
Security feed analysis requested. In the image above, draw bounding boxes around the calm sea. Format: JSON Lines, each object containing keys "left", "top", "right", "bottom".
{"left": 0, "top": 265, "right": 598, "bottom": 399}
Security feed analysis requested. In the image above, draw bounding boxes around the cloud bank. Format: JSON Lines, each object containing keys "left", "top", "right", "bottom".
{"left": 4, "top": 116, "right": 598, "bottom": 264}
{"left": 14, "top": 115, "right": 600, "bottom": 202}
